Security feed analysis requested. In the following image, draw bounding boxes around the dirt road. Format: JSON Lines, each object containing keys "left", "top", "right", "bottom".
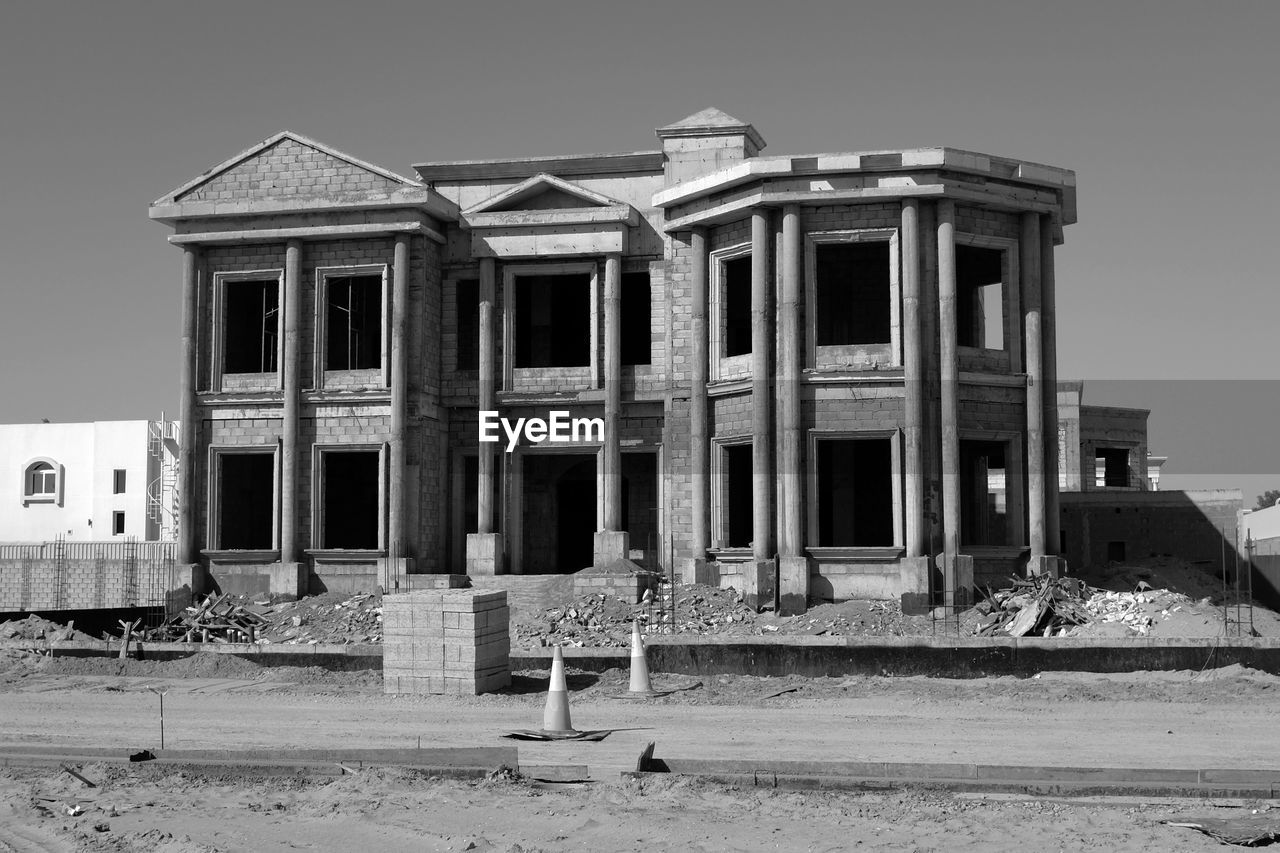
{"left": 2, "top": 655, "right": 1278, "bottom": 851}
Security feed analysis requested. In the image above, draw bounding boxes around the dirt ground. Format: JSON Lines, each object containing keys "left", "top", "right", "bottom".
{"left": 2, "top": 650, "right": 1279, "bottom": 851}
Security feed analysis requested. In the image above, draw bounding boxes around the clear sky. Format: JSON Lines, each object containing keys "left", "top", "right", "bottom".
{"left": 0, "top": 0, "right": 1276, "bottom": 499}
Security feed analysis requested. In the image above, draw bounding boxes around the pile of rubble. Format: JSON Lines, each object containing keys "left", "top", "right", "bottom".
{"left": 0, "top": 615, "right": 94, "bottom": 644}
{"left": 972, "top": 575, "right": 1093, "bottom": 637}
{"left": 145, "top": 591, "right": 383, "bottom": 645}
{"left": 514, "top": 583, "right": 758, "bottom": 647}
{"left": 1081, "top": 588, "right": 1185, "bottom": 636}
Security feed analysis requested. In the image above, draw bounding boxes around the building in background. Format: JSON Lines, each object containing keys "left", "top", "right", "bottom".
{"left": 0, "top": 418, "right": 178, "bottom": 542}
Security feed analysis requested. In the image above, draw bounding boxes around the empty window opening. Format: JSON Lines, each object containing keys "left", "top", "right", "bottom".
{"left": 724, "top": 443, "right": 754, "bottom": 547}
{"left": 515, "top": 274, "right": 591, "bottom": 368}
{"left": 25, "top": 461, "right": 56, "bottom": 497}
{"left": 1096, "top": 447, "right": 1130, "bottom": 488}
{"left": 815, "top": 242, "right": 892, "bottom": 346}
{"left": 1107, "top": 540, "right": 1127, "bottom": 563}
{"left": 455, "top": 278, "right": 479, "bottom": 371}
{"left": 723, "top": 255, "right": 752, "bottom": 357}
{"left": 521, "top": 454, "right": 596, "bottom": 573}
{"left": 113, "top": 469, "right": 127, "bottom": 494}
{"left": 322, "top": 451, "right": 380, "bottom": 549}
{"left": 817, "top": 438, "right": 894, "bottom": 546}
{"left": 326, "top": 275, "right": 382, "bottom": 371}
{"left": 218, "top": 454, "right": 274, "bottom": 550}
{"left": 224, "top": 280, "right": 279, "bottom": 374}
{"left": 112, "top": 511, "right": 125, "bottom": 535}
{"left": 960, "top": 440, "right": 1010, "bottom": 546}
{"left": 461, "top": 454, "right": 502, "bottom": 535}
{"left": 956, "top": 245, "right": 1005, "bottom": 350}
{"left": 621, "top": 271, "right": 652, "bottom": 366}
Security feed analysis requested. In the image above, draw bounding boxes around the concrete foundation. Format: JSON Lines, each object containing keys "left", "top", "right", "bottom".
{"left": 465, "top": 533, "right": 504, "bottom": 576}
{"left": 592, "top": 530, "right": 630, "bottom": 566}
{"left": 778, "top": 556, "right": 809, "bottom": 616}
{"left": 898, "top": 556, "right": 932, "bottom": 614}
{"left": 742, "top": 559, "right": 777, "bottom": 612}
{"left": 1027, "top": 555, "right": 1061, "bottom": 578}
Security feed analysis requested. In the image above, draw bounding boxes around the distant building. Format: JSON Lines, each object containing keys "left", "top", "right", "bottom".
{"left": 1057, "top": 381, "right": 1161, "bottom": 492}
{"left": 0, "top": 418, "right": 178, "bottom": 542}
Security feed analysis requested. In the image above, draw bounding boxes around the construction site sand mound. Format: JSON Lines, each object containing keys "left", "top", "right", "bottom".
{"left": 0, "top": 614, "right": 97, "bottom": 643}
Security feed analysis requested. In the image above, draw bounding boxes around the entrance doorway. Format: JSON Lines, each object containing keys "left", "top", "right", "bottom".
{"left": 522, "top": 453, "right": 597, "bottom": 573}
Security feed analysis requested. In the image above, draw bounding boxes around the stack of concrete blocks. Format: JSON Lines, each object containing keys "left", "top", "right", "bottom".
{"left": 383, "top": 589, "right": 510, "bottom": 695}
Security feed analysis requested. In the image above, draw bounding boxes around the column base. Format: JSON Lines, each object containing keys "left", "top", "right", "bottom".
{"left": 741, "top": 558, "right": 777, "bottom": 612}
{"left": 592, "top": 530, "right": 630, "bottom": 566}
{"left": 466, "top": 533, "right": 505, "bottom": 576}
{"left": 778, "top": 555, "right": 810, "bottom": 616}
{"left": 935, "top": 553, "right": 975, "bottom": 607}
{"left": 1027, "top": 555, "right": 1061, "bottom": 579}
{"left": 681, "top": 557, "right": 718, "bottom": 586}
{"left": 270, "top": 562, "right": 306, "bottom": 599}
{"left": 898, "top": 556, "right": 932, "bottom": 615}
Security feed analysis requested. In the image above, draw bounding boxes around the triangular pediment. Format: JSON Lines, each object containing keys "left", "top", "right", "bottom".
{"left": 660, "top": 107, "right": 751, "bottom": 132}
{"left": 464, "top": 173, "right": 624, "bottom": 216}
{"left": 156, "top": 131, "right": 422, "bottom": 205}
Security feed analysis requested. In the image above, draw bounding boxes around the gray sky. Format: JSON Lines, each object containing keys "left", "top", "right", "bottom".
{"left": 0, "top": 0, "right": 1275, "bottom": 498}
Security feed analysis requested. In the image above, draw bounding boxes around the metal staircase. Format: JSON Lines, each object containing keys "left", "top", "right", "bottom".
{"left": 146, "top": 415, "right": 180, "bottom": 540}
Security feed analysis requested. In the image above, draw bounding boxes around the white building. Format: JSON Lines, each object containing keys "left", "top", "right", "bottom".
{"left": 1, "top": 419, "right": 178, "bottom": 542}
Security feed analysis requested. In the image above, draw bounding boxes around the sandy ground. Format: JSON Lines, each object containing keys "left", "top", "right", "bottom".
{"left": 2, "top": 652, "right": 1279, "bottom": 851}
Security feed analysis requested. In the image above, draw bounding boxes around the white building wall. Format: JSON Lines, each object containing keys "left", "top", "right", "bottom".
{"left": 1244, "top": 502, "right": 1280, "bottom": 544}
{"left": 0, "top": 420, "right": 156, "bottom": 541}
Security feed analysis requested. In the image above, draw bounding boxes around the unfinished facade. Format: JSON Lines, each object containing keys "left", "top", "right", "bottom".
{"left": 150, "top": 108, "right": 1076, "bottom": 611}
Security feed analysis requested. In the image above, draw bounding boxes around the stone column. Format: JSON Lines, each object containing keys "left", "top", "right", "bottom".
{"left": 746, "top": 208, "right": 775, "bottom": 609}
{"left": 178, "top": 245, "right": 200, "bottom": 569}
{"left": 937, "top": 201, "right": 962, "bottom": 606}
{"left": 388, "top": 234, "right": 410, "bottom": 581}
{"left": 467, "top": 257, "right": 503, "bottom": 575}
{"left": 777, "top": 205, "right": 807, "bottom": 614}
{"left": 1040, "top": 216, "right": 1062, "bottom": 561}
{"left": 899, "top": 200, "right": 931, "bottom": 609}
{"left": 1021, "top": 213, "right": 1053, "bottom": 576}
{"left": 594, "top": 253, "right": 629, "bottom": 565}
{"left": 685, "top": 228, "right": 712, "bottom": 584}
{"left": 281, "top": 240, "right": 302, "bottom": 571}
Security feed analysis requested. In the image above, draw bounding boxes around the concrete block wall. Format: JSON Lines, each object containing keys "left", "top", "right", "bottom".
{"left": 177, "top": 137, "right": 403, "bottom": 203}
{"left": 383, "top": 589, "right": 510, "bottom": 695}
{"left": 1060, "top": 490, "right": 1243, "bottom": 569}
{"left": 0, "top": 557, "right": 191, "bottom": 612}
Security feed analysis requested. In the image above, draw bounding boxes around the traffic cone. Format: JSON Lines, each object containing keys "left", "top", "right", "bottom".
{"left": 628, "top": 619, "right": 654, "bottom": 695}
{"left": 542, "top": 645, "right": 574, "bottom": 733}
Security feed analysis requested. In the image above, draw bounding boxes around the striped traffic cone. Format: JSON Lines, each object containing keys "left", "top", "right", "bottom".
{"left": 542, "top": 645, "right": 574, "bottom": 733}
{"left": 628, "top": 619, "right": 654, "bottom": 695}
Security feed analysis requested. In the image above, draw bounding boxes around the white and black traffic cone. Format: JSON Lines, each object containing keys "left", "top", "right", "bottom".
{"left": 628, "top": 619, "right": 654, "bottom": 695}
{"left": 542, "top": 645, "right": 575, "bottom": 733}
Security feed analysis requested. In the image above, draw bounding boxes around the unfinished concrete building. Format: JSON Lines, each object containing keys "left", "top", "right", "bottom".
{"left": 149, "top": 108, "right": 1076, "bottom": 612}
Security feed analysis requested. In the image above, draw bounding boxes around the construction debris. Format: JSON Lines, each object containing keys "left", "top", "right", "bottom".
{"left": 973, "top": 576, "right": 1093, "bottom": 638}
{"left": 144, "top": 591, "right": 383, "bottom": 645}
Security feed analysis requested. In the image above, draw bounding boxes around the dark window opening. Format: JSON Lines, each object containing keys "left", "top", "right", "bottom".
{"left": 521, "top": 454, "right": 596, "bottom": 573}
{"left": 622, "top": 452, "right": 660, "bottom": 564}
{"left": 27, "top": 462, "right": 56, "bottom": 496}
{"left": 1107, "top": 540, "right": 1127, "bottom": 563}
{"left": 960, "top": 439, "right": 1009, "bottom": 546}
{"left": 462, "top": 454, "right": 502, "bottom": 535}
{"left": 113, "top": 469, "right": 126, "bottom": 494}
{"left": 723, "top": 255, "right": 752, "bottom": 357}
{"left": 1097, "top": 447, "right": 1130, "bottom": 488}
{"left": 224, "top": 280, "right": 279, "bottom": 374}
{"left": 724, "top": 443, "right": 753, "bottom": 547}
{"left": 817, "top": 438, "right": 894, "bottom": 546}
{"left": 218, "top": 454, "right": 274, "bottom": 549}
{"left": 322, "top": 451, "right": 380, "bottom": 549}
{"left": 326, "top": 275, "right": 382, "bottom": 371}
{"left": 956, "top": 245, "right": 1005, "bottom": 350}
{"left": 815, "top": 242, "right": 892, "bottom": 346}
{"left": 112, "top": 511, "right": 125, "bottom": 535}
{"left": 515, "top": 274, "right": 591, "bottom": 368}
{"left": 621, "top": 271, "right": 652, "bottom": 366}
{"left": 455, "top": 278, "right": 479, "bottom": 371}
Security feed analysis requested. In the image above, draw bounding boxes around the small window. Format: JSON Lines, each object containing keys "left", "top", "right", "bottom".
{"left": 224, "top": 279, "right": 280, "bottom": 374}
{"left": 723, "top": 255, "right": 752, "bottom": 357}
{"left": 723, "top": 443, "right": 753, "bottom": 547}
{"left": 326, "top": 274, "right": 382, "bottom": 371}
{"left": 113, "top": 469, "right": 127, "bottom": 494}
{"left": 112, "top": 511, "right": 126, "bottom": 536}
{"left": 1096, "top": 447, "right": 1130, "bottom": 488}
{"left": 514, "top": 273, "right": 591, "bottom": 368}
{"left": 22, "top": 460, "right": 60, "bottom": 504}
{"left": 815, "top": 242, "right": 891, "bottom": 346}
{"left": 956, "top": 245, "right": 1005, "bottom": 350}
{"left": 455, "top": 278, "right": 479, "bottom": 371}
{"left": 621, "top": 271, "right": 652, "bottom": 366}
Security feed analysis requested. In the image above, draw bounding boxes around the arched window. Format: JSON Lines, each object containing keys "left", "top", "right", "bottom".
{"left": 22, "top": 458, "right": 62, "bottom": 505}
